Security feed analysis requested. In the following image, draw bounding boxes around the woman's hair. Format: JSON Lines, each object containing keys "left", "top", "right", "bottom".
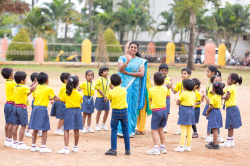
{"left": 183, "top": 79, "right": 195, "bottom": 91}
{"left": 129, "top": 41, "right": 141, "bottom": 57}
{"left": 230, "top": 73, "right": 242, "bottom": 85}
{"left": 66, "top": 75, "right": 79, "bottom": 96}
{"left": 98, "top": 66, "right": 109, "bottom": 76}
{"left": 208, "top": 66, "right": 221, "bottom": 77}
{"left": 192, "top": 78, "right": 200, "bottom": 89}
{"left": 85, "top": 70, "right": 94, "bottom": 77}
{"left": 212, "top": 82, "right": 223, "bottom": 95}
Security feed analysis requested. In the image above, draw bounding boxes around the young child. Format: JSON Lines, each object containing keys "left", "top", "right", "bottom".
{"left": 105, "top": 74, "right": 130, "bottom": 156}
{"left": 79, "top": 70, "right": 107, "bottom": 133}
{"left": 57, "top": 75, "right": 83, "bottom": 154}
{"left": 170, "top": 68, "right": 192, "bottom": 135}
{"left": 220, "top": 73, "right": 242, "bottom": 147}
{"left": 146, "top": 72, "right": 168, "bottom": 155}
{"left": 174, "top": 79, "right": 195, "bottom": 152}
{"left": 12, "top": 71, "right": 37, "bottom": 150}
{"left": 29, "top": 72, "right": 60, "bottom": 153}
{"left": 51, "top": 72, "right": 71, "bottom": 135}
{"left": 95, "top": 66, "right": 113, "bottom": 131}
{"left": 192, "top": 78, "right": 201, "bottom": 138}
{"left": 2, "top": 68, "right": 16, "bottom": 147}
{"left": 205, "top": 82, "right": 223, "bottom": 149}
{"left": 159, "top": 63, "right": 171, "bottom": 133}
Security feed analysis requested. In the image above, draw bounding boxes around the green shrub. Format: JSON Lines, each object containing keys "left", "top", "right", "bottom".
{"left": 6, "top": 28, "right": 34, "bottom": 61}
{"left": 108, "top": 56, "right": 119, "bottom": 62}
{"left": 103, "top": 28, "right": 122, "bottom": 53}
{"left": 0, "top": 29, "right": 11, "bottom": 38}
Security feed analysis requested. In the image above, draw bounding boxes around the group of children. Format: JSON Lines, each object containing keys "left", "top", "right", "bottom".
{"left": 2, "top": 63, "right": 242, "bottom": 155}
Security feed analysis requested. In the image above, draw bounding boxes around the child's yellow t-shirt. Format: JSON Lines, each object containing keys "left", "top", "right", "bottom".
{"left": 174, "top": 81, "right": 183, "bottom": 96}
{"left": 107, "top": 86, "right": 127, "bottom": 109}
{"left": 194, "top": 89, "right": 201, "bottom": 107}
{"left": 61, "top": 89, "right": 83, "bottom": 108}
{"left": 95, "top": 77, "right": 111, "bottom": 98}
{"left": 209, "top": 94, "right": 221, "bottom": 108}
{"left": 164, "top": 76, "right": 171, "bottom": 97}
{"left": 14, "top": 84, "right": 30, "bottom": 105}
{"left": 33, "top": 84, "right": 55, "bottom": 107}
{"left": 225, "top": 84, "right": 237, "bottom": 107}
{"left": 58, "top": 83, "right": 66, "bottom": 98}
{"left": 179, "top": 91, "right": 195, "bottom": 106}
{"left": 79, "top": 81, "right": 99, "bottom": 97}
{"left": 206, "top": 81, "right": 213, "bottom": 99}
{"left": 149, "top": 86, "right": 168, "bottom": 109}
{"left": 5, "top": 79, "right": 16, "bottom": 102}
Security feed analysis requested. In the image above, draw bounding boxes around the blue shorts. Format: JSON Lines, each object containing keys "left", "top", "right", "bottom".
{"left": 194, "top": 107, "right": 200, "bottom": 123}
{"left": 81, "top": 96, "right": 94, "bottom": 114}
{"left": 151, "top": 108, "right": 168, "bottom": 130}
{"left": 29, "top": 106, "right": 50, "bottom": 131}
{"left": 4, "top": 102, "right": 14, "bottom": 124}
{"left": 166, "top": 98, "right": 170, "bottom": 114}
{"left": 64, "top": 108, "right": 83, "bottom": 130}
{"left": 95, "top": 97, "right": 110, "bottom": 111}
{"left": 13, "top": 106, "right": 28, "bottom": 126}
{"left": 177, "top": 106, "right": 195, "bottom": 125}
{"left": 225, "top": 106, "right": 242, "bottom": 129}
{"left": 50, "top": 101, "right": 66, "bottom": 119}
{"left": 207, "top": 108, "right": 223, "bottom": 129}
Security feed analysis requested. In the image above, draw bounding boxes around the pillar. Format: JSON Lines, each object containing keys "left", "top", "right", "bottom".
{"left": 34, "top": 38, "right": 44, "bottom": 63}
{"left": 1, "top": 34, "right": 8, "bottom": 59}
{"left": 81, "top": 39, "right": 92, "bottom": 63}
{"left": 218, "top": 43, "right": 226, "bottom": 66}
{"left": 204, "top": 42, "right": 216, "bottom": 65}
{"left": 44, "top": 39, "right": 48, "bottom": 59}
{"left": 166, "top": 42, "right": 175, "bottom": 64}
{"left": 147, "top": 42, "right": 155, "bottom": 56}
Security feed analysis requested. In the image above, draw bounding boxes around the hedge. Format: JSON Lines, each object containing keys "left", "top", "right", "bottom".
{"left": 104, "top": 28, "right": 122, "bottom": 53}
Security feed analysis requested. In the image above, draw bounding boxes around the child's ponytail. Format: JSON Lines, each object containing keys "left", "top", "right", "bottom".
{"left": 238, "top": 76, "right": 242, "bottom": 85}
{"left": 230, "top": 73, "right": 242, "bottom": 85}
{"left": 66, "top": 75, "right": 79, "bottom": 96}
{"left": 217, "top": 70, "right": 221, "bottom": 77}
{"left": 208, "top": 66, "right": 221, "bottom": 77}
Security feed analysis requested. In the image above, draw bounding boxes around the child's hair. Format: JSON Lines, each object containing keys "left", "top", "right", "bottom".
{"left": 208, "top": 66, "right": 221, "bottom": 77}
{"left": 1, "top": 67, "right": 13, "bottom": 79}
{"left": 99, "top": 66, "right": 109, "bottom": 76}
{"left": 183, "top": 79, "right": 195, "bottom": 91}
{"left": 110, "top": 73, "right": 121, "bottom": 86}
{"left": 66, "top": 75, "right": 79, "bottom": 96}
{"left": 210, "top": 75, "right": 220, "bottom": 83}
{"left": 158, "top": 63, "right": 169, "bottom": 71}
{"left": 230, "top": 73, "right": 242, "bottom": 85}
{"left": 154, "top": 72, "right": 165, "bottom": 86}
{"left": 129, "top": 41, "right": 141, "bottom": 58}
{"left": 30, "top": 72, "right": 38, "bottom": 82}
{"left": 192, "top": 78, "right": 200, "bottom": 89}
{"left": 85, "top": 70, "right": 94, "bottom": 77}
{"left": 60, "top": 72, "right": 71, "bottom": 83}
{"left": 212, "top": 82, "right": 223, "bottom": 95}
{"left": 37, "top": 72, "right": 49, "bottom": 84}
{"left": 14, "top": 71, "right": 27, "bottom": 84}
{"left": 181, "top": 68, "right": 192, "bottom": 75}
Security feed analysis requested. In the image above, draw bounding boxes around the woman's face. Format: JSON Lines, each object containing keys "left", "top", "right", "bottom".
{"left": 129, "top": 44, "right": 138, "bottom": 55}
{"left": 206, "top": 68, "right": 214, "bottom": 78}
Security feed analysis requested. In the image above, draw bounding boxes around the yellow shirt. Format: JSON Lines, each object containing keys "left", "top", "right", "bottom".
{"left": 174, "top": 81, "right": 183, "bottom": 96}
{"left": 61, "top": 89, "right": 83, "bottom": 108}
{"left": 33, "top": 84, "right": 55, "bottom": 107}
{"left": 5, "top": 79, "right": 16, "bottom": 102}
{"left": 107, "top": 86, "right": 127, "bottom": 109}
{"left": 179, "top": 91, "right": 195, "bottom": 106}
{"left": 58, "top": 83, "right": 66, "bottom": 98}
{"left": 95, "top": 77, "right": 111, "bottom": 98}
{"left": 194, "top": 90, "right": 201, "bottom": 108}
{"left": 32, "top": 91, "right": 35, "bottom": 98}
{"left": 14, "top": 84, "right": 30, "bottom": 105}
{"left": 225, "top": 84, "right": 237, "bottom": 107}
{"left": 164, "top": 76, "right": 171, "bottom": 96}
{"left": 206, "top": 81, "right": 213, "bottom": 99}
{"left": 149, "top": 86, "right": 168, "bottom": 109}
{"left": 79, "top": 81, "right": 99, "bottom": 97}
{"left": 209, "top": 94, "right": 221, "bottom": 108}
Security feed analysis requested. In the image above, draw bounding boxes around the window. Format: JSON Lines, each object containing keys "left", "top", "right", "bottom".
{"left": 243, "top": 35, "right": 249, "bottom": 41}
{"left": 199, "top": 40, "right": 205, "bottom": 46}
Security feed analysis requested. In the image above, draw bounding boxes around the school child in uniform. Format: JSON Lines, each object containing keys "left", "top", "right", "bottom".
{"left": 220, "top": 73, "right": 242, "bottom": 147}
{"left": 29, "top": 72, "right": 60, "bottom": 153}
{"left": 79, "top": 70, "right": 107, "bottom": 133}
{"left": 95, "top": 66, "right": 113, "bottom": 131}
{"left": 192, "top": 78, "right": 201, "bottom": 138}
{"left": 12, "top": 71, "right": 37, "bottom": 150}
{"left": 146, "top": 72, "right": 168, "bottom": 155}
{"left": 1, "top": 68, "right": 16, "bottom": 147}
{"left": 57, "top": 75, "right": 83, "bottom": 154}
{"left": 170, "top": 68, "right": 191, "bottom": 135}
{"left": 158, "top": 63, "right": 172, "bottom": 133}
{"left": 105, "top": 74, "right": 130, "bottom": 156}
{"left": 205, "top": 82, "right": 223, "bottom": 149}
{"left": 51, "top": 72, "right": 71, "bottom": 136}
{"left": 174, "top": 79, "right": 195, "bottom": 152}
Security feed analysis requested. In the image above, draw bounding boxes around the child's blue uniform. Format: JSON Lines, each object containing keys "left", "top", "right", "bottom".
{"left": 95, "top": 77, "right": 111, "bottom": 111}
{"left": 207, "top": 95, "right": 223, "bottom": 129}
{"left": 4, "top": 79, "right": 16, "bottom": 124}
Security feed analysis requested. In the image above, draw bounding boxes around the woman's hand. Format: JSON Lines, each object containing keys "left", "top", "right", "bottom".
{"left": 127, "top": 51, "right": 132, "bottom": 61}
{"left": 122, "top": 71, "right": 128, "bottom": 75}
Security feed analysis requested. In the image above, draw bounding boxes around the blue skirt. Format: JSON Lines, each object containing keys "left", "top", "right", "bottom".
{"left": 207, "top": 108, "right": 223, "bottom": 129}
{"left": 81, "top": 96, "right": 94, "bottom": 114}
{"left": 4, "top": 103, "right": 14, "bottom": 124}
{"left": 31, "top": 99, "right": 34, "bottom": 109}
{"left": 29, "top": 106, "right": 50, "bottom": 131}
{"left": 177, "top": 106, "right": 195, "bottom": 125}
{"left": 64, "top": 108, "right": 83, "bottom": 130}
{"left": 50, "top": 101, "right": 66, "bottom": 119}
{"left": 194, "top": 107, "right": 200, "bottom": 123}
{"left": 202, "top": 104, "right": 209, "bottom": 116}
{"left": 166, "top": 98, "right": 170, "bottom": 114}
{"left": 225, "top": 106, "right": 242, "bottom": 129}
{"left": 95, "top": 97, "right": 110, "bottom": 111}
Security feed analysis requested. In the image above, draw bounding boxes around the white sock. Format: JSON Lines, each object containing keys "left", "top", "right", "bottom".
{"left": 74, "top": 145, "right": 78, "bottom": 148}
{"left": 160, "top": 144, "right": 165, "bottom": 148}
{"left": 102, "top": 123, "right": 105, "bottom": 126}
{"left": 60, "top": 125, "right": 64, "bottom": 129}
{"left": 8, "top": 138, "right": 12, "bottom": 142}
{"left": 32, "top": 144, "right": 36, "bottom": 147}
{"left": 154, "top": 145, "right": 159, "bottom": 149}
{"left": 13, "top": 140, "right": 18, "bottom": 144}
{"left": 56, "top": 128, "right": 60, "bottom": 131}
{"left": 25, "top": 130, "right": 29, "bottom": 133}
{"left": 96, "top": 124, "right": 99, "bottom": 126}
{"left": 18, "top": 141, "right": 23, "bottom": 145}
{"left": 64, "top": 146, "right": 69, "bottom": 150}
{"left": 218, "top": 134, "right": 220, "bottom": 137}
{"left": 87, "top": 126, "right": 90, "bottom": 129}
{"left": 41, "top": 145, "right": 46, "bottom": 148}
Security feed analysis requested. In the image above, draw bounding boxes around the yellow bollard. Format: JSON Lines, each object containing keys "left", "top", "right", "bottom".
{"left": 81, "top": 39, "right": 92, "bottom": 63}
{"left": 43, "top": 39, "right": 48, "bottom": 59}
{"left": 218, "top": 43, "right": 226, "bottom": 66}
{"left": 166, "top": 42, "right": 175, "bottom": 64}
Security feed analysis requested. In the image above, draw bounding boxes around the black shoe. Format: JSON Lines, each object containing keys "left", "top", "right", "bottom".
{"left": 205, "top": 142, "right": 220, "bottom": 149}
{"left": 105, "top": 149, "right": 117, "bottom": 156}
{"left": 125, "top": 150, "right": 130, "bottom": 155}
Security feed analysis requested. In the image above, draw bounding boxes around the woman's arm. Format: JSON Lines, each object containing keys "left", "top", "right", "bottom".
{"left": 122, "top": 66, "right": 145, "bottom": 77}
{"left": 118, "top": 54, "right": 132, "bottom": 72}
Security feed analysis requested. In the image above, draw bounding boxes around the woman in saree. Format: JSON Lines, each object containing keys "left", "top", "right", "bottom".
{"left": 117, "top": 41, "right": 152, "bottom": 137}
